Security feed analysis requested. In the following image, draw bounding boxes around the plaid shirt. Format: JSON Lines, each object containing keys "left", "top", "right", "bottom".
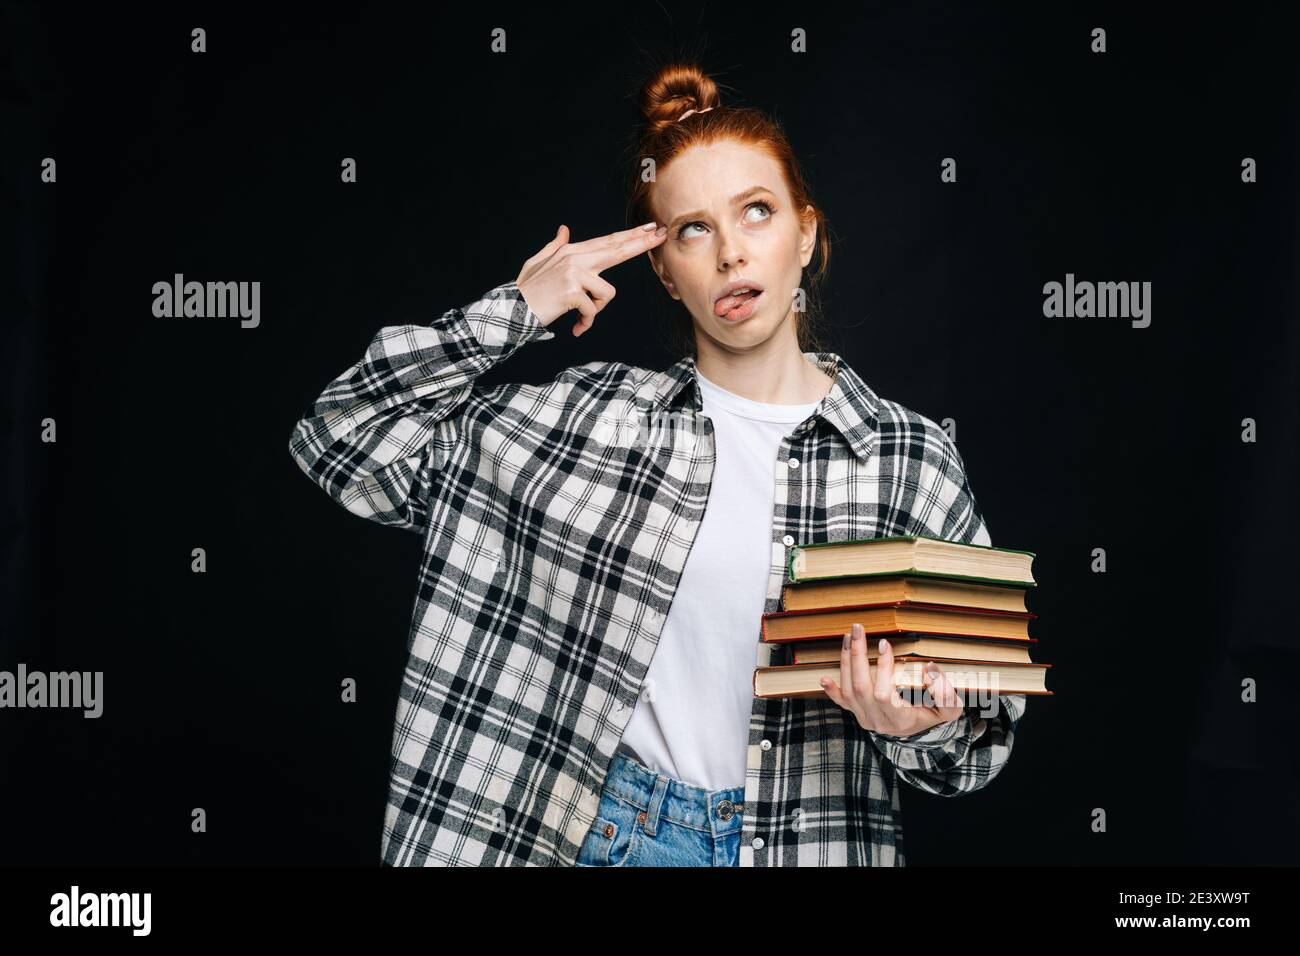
{"left": 288, "top": 280, "right": 1027, "bottom": 867}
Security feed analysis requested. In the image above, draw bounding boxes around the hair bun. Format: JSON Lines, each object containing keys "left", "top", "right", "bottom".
{"left": 639, "top": 61, "right": 722, "bottom": 133}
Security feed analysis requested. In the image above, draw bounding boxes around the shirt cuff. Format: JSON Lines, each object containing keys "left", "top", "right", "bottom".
{"left": 460, "top": 281, "right": 556, "bottom": 358}
{"left": 874, "top": 710, "right": 973, "bottom": 750}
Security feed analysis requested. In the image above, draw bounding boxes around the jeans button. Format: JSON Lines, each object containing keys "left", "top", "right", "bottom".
{"left": 717, "top": 800, "right": 734, "bottom": 821}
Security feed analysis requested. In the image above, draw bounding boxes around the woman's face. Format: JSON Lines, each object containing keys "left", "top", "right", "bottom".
{"left": 648, "top": 139, "right": 816, "bottom": 352}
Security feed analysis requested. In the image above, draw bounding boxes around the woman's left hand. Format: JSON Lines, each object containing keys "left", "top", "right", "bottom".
{"left": 820, "top": 623, "right": 966, "bottom": 736}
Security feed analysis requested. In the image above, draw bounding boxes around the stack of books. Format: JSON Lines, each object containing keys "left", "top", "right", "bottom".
{"left": 753, "top": 535, "right": 1053, "bottom": 701}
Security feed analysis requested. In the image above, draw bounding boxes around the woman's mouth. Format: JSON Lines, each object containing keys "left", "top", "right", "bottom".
{"left": 714, "top": 288, "right": 764, "bottom": 323}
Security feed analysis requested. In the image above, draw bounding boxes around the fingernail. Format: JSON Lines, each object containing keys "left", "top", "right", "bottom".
{"left": 879, "top": 638, "right": 890, "bottom": 653}
{"left": 641, "top": 221, "right": 657, "bottom": 230}
{"left": 843, "top": 631, "right": 851, "bottom": 650}
{"left": 655, "top": 224, "right": 668, "bottom": 237}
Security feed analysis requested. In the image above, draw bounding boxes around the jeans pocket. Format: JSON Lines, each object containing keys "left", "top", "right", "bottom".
{"left": 574, "top": 797, "right": 639, "bottom": 867}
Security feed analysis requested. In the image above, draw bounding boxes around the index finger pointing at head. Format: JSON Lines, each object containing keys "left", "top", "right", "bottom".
{"left": 569, "top": 222, "right": 668, "bottom": 272}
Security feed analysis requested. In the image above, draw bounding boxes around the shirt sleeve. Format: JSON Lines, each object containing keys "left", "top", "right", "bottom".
{"left": 287, "top": 280, "right": 554, "bottom": 534}
{"left": 870, "top": 688, "right": 1028, "bottom": 797}
{"left": 867, "top": 430, "right": 1027, "bottom": 796}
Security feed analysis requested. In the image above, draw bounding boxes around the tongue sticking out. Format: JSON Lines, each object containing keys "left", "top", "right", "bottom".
{"left": 714, "top": 289, "right": 759, "bottom": 317}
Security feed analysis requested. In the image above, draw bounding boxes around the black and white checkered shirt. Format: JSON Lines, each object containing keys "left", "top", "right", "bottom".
{"left": 289, "top": 280, "right": 1026, "bottom": 866}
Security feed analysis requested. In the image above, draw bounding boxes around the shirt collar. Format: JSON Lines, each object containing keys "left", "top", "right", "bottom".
{"left": 649, "top": 351, "right": 880, "bottom": 463}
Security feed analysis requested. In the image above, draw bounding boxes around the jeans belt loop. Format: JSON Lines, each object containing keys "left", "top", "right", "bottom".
{"left": 642, "top": 774, "right": 670, "bottom": 837}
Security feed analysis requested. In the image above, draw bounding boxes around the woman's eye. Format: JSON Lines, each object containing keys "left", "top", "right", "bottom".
{"left": 676, "top": 201, "right": 774, "bottom": 239}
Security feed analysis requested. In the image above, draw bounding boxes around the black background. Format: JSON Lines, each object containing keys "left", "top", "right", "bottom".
{"left": 4, "top": 3, "right": 1298, "bottom": 867}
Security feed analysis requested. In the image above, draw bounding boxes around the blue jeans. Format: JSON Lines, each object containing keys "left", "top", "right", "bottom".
{"left": 574, "top": 751, "right": 745, "bottom": 867}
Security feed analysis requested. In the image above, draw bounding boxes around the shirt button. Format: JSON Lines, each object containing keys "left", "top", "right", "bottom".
{"left": 781, "top": 535, "right": 794, "bottom": 547}
{"left": 760, "top": 739, "right": 772, "bottom": 751}
{"left": 752, "top": 837, "right": 765, "bottom": 850}
{"left": 787, "top": 457, "right": 799, "bottom": 470}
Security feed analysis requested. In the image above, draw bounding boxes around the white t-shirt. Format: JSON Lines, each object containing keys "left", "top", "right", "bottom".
{"left": 615, "top": 368, "right": 822, "bottom": 791}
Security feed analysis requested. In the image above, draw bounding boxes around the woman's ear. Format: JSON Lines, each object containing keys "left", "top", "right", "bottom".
{"left": 799, "top": 204, "right": 817, "bottom": 269}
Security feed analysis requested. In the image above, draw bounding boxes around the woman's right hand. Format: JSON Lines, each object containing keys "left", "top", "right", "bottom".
{"left": 515, "top": 222, "right": 669, "bottom": 337}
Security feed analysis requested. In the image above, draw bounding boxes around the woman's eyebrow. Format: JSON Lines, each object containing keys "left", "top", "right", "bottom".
{"left": 667, "top": 186, "right": 775, "bottom": 229}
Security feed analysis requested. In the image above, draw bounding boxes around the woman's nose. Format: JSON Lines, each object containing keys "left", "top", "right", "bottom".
{"left": 717, "top": 244, "right": 747, "bottom": 271}
{"left": 715, "top": 225, "right": 749, "bottom": 270}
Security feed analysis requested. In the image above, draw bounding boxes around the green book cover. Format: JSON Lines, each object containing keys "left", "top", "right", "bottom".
{"left": 786, "top": 534, "right": 1037, "bottom": 586}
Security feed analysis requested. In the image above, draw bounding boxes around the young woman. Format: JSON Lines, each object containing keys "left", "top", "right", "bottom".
{"left": 289, "top": 61, "right": 1025, "bottom": 867}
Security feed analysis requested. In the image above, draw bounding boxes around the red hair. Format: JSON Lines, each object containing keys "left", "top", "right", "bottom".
{"left": 626, "top": 61, "right": 833, "bottom": 358}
